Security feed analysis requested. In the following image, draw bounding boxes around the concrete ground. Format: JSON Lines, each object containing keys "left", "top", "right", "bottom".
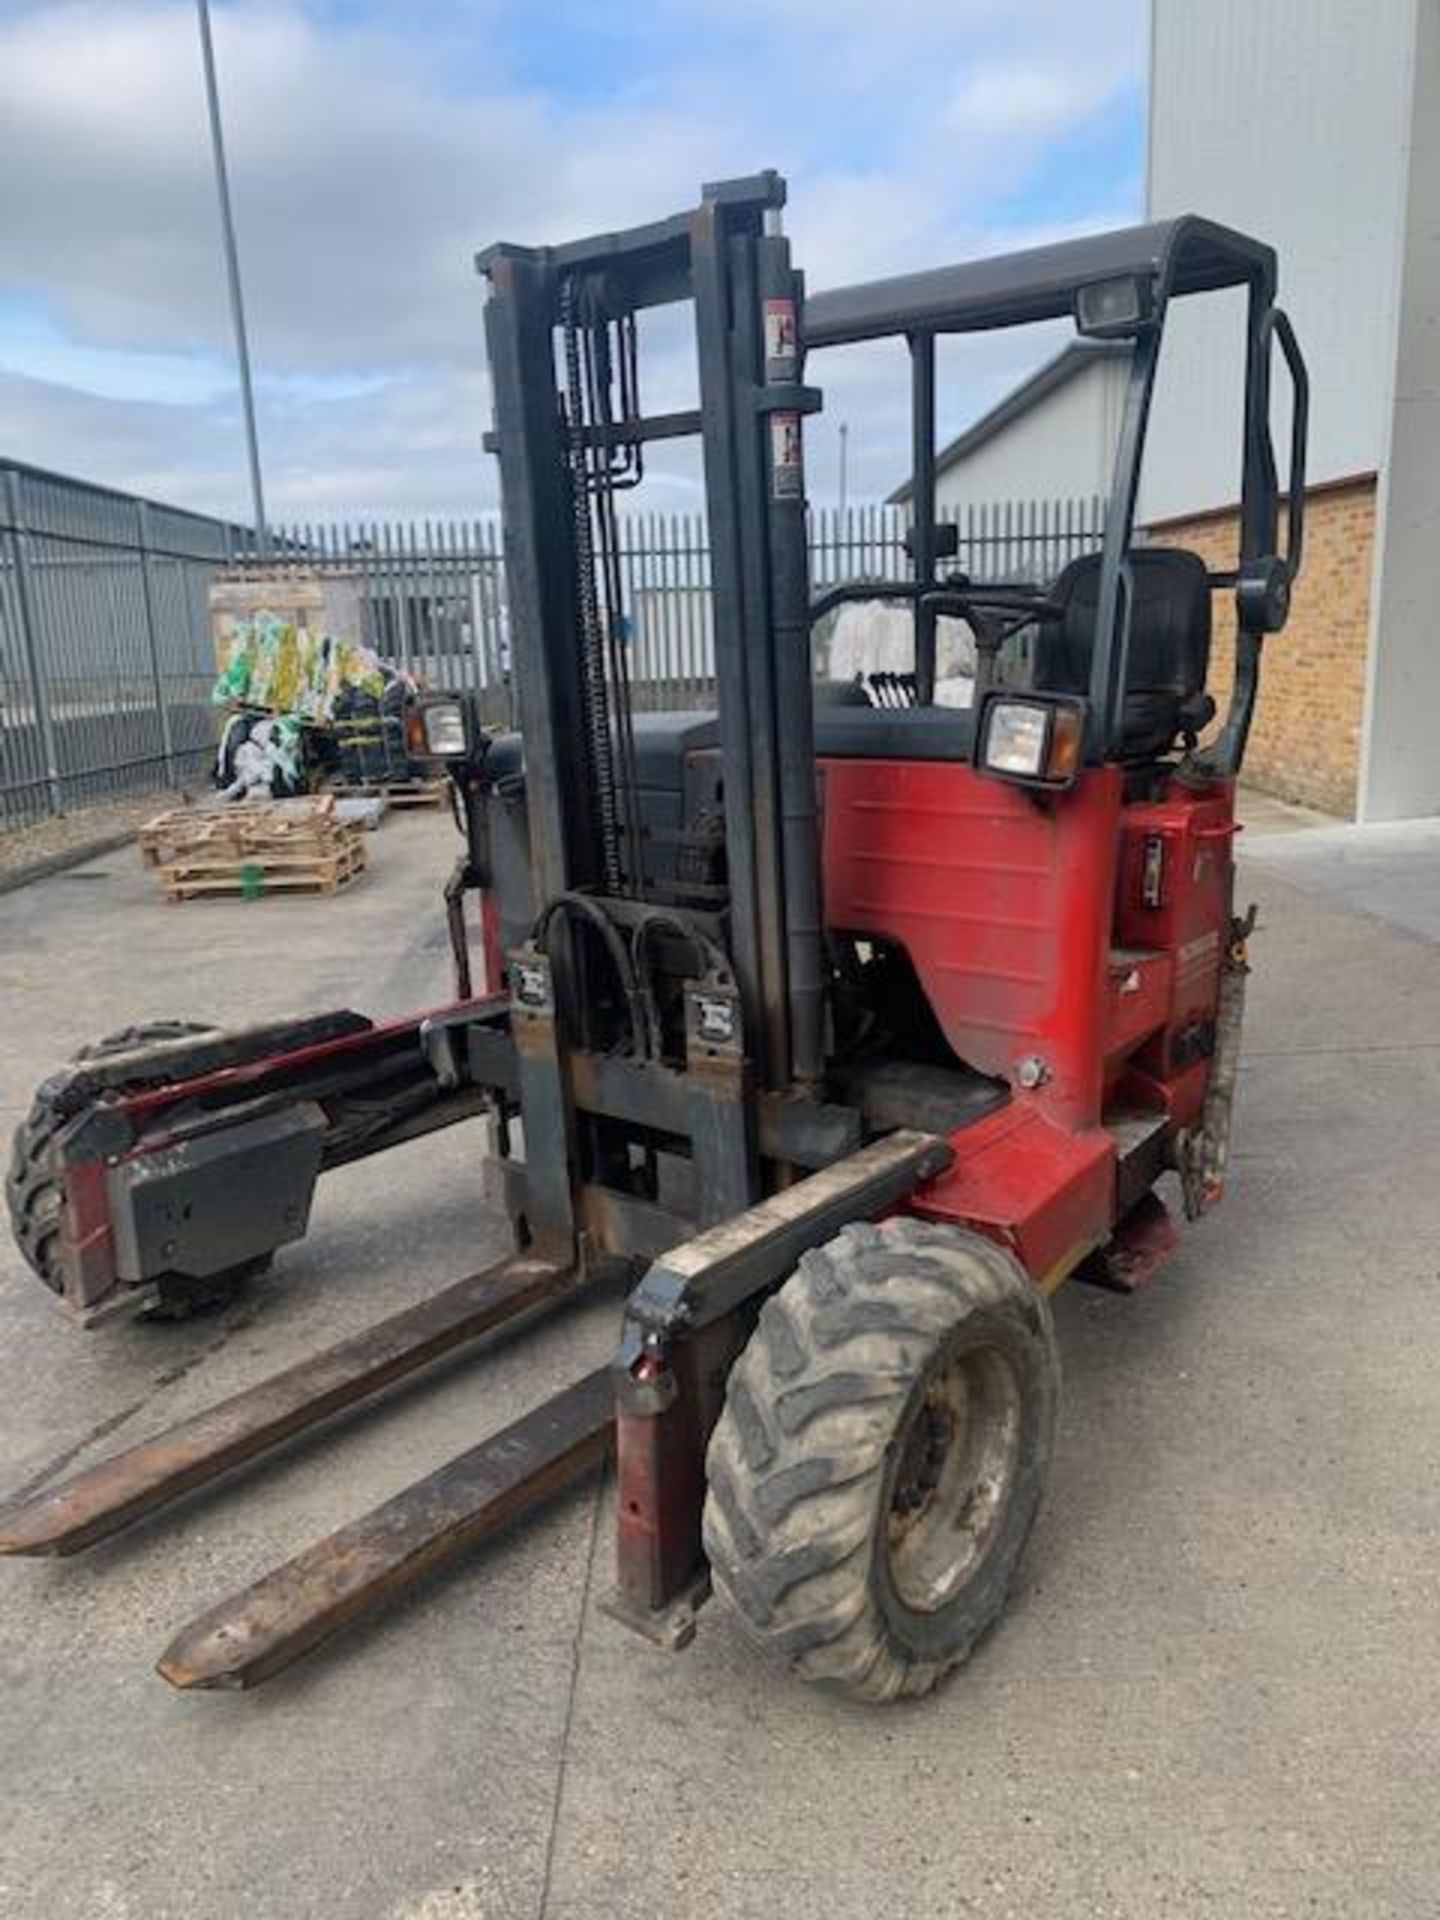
{"left": 0, "top": 788, "right": 192, "bottom": 890}
{"left": 1, "top": 796, "right": 1437, "bottom": 1920}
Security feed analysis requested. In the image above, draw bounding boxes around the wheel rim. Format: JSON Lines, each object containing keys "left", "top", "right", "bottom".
{"left": 885, "top": 1340, "right": 1023, "bottom": 1614}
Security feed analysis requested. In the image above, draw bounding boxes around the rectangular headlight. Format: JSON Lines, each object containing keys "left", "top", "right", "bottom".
{"left": 986, "top": 701, "right": 1050, "bottom": 776}
{"left": 1075, "top": 273, "right": 1153, "bottom": 338}
{"left": 978, "top": 693, "right": 1086, "bottom": 789}
{"left": 421, "top": 699, "right": 468, "bottom": 757}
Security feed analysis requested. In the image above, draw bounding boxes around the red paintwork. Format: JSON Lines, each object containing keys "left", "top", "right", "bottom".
{"left": 1113, "top": 787, "right": 1236, "bottom": 1124}
{"left": 820, "top": 757, "right": 1236, "bottom": 1286}
{"left": 905, "top": 1101, "right": 1115, "bottom": 1284}
{"left": 479, "top": 890, "right": 504, "bottom": 997}
{"left": 60, "top": 1158, "right": 117, "bottom": 1310}
{"left": 614, "top": 1341, "right": 712, "bottom": 1614}
{"left": 821, "top": 759, "right": 1124, "bottom": 1130}
{"left": 115, "top": 996, "right": 503, "bottom": 1126}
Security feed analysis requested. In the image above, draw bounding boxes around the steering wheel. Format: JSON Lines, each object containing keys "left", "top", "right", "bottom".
{"left": 807, "top": 577, "right": 1063, "bottom": 653}
{"left": 924, "top": 578, "right": 1062, "bottom": 646}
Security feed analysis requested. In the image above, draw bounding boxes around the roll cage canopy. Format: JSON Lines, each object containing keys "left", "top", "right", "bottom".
{"left": 805, "top": 210, "right": 1304, "bottom": 776}
{"left": 804, "top": 216, "right": 1276, "bottom": 345}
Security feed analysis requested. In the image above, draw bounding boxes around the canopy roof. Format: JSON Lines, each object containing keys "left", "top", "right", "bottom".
{"left": 805, "top": 215, "right": 1276, "bottom": 348}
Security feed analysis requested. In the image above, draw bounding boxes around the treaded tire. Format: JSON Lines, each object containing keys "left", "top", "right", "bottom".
{"left": 703, "top": 1216, "right": 1058, "bottom": 1703}
{"left": 6, "top": 1100, "right": 67, "bottom": 1293}
{"left": 6, "top": 1021, "right": 220, "bottom": 1306}
{"left": 75, "top": 1021, "right": 219, "bottom": 1065}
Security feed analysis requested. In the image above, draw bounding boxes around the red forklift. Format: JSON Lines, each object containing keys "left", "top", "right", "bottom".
{"left": 0, "top": 172, "right": 1307, "bottom": 1702}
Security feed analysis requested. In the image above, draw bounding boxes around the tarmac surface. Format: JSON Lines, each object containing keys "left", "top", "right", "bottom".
{"left": 0, "top": 794, "right": 1436, "bottom": 1919}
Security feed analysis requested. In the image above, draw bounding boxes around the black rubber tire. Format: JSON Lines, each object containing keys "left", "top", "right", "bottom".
{"left": 703, "top": 1216, "right": 1059, "bottom": 1703}
{"left": 6, "top": 1099, "right": 67, "bottom": 1294}
{"left": 6, "top": 1021, "right": 220, "bottom": 1306}
{"left": 74, "top": 1020, "right": 219, "bottom": 1066}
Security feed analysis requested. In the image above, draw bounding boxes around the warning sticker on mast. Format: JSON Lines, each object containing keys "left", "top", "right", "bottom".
{"left": 764, "top": 298, "right": 798, "bottom": 380}
{"left": 770, "top": 412, "right": 803, "bottom": 499}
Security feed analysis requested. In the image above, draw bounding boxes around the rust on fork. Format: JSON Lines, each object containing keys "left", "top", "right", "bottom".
{"left": 0, "top": 1256, "right": 577, "bottom": 1557}
{"left": 157, "top": 1367, "right": 614, "bottom": 1690}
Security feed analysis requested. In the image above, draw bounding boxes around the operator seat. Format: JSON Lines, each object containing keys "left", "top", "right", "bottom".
{"left": 1033, "top": 548, "right": 1215, "bottom": 758}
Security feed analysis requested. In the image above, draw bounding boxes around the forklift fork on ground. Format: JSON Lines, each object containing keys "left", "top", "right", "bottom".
{"left": 0, "top": 1133, "right": 949, "bottom": 1688}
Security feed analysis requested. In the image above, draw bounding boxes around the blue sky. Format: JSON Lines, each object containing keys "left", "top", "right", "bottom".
{"left": 0, "top": 0, "right": 1147, "bottom": 520}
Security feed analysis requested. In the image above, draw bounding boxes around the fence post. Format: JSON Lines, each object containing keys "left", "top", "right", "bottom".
{"left": 3, "top": 466, "right": 65, "bottom": 819}
{"left": 135, "top": 501, "right": 178, "bottom": 788}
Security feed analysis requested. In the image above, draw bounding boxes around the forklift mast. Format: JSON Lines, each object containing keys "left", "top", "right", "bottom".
{"left": 479, "top": 172, "right": 824, "bottom": 1246}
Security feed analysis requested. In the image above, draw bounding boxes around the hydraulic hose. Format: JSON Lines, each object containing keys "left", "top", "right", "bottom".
{"left": 631, "top": 909, "right": 733, "bottom": 1060}
{"left": 533, "top": 891, "right": 647, "bottom": 1057}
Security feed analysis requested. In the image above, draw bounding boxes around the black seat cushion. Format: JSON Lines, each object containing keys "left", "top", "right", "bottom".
{"left": 1034, "top": 548, "right": 1214, "bottom": 758}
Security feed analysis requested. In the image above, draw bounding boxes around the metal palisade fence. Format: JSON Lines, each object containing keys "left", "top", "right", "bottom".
{"left": 0, "top": 459, "right": 1105, "bottom": 833}
{"left": 0, "top": 462, "right": 247, "bottom": 830}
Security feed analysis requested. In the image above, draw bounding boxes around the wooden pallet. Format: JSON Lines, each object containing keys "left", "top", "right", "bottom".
{"left": 139, "top": 799, "right": 334, "bottom": 868}
{"left": 140, "top": 798, "right": 366, "bottom": 902}
{"left": 140, "top": 806, "right": 199, "bottom": 868}
{"left": 159, "top": 845, "right": 365, "bottom": 902}
{"left": 329, "top": 779, "right": 448, "bottom": 810}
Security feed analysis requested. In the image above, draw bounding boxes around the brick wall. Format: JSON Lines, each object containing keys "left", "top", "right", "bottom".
{"left": 1148, "top": 475, "right": 1375, "bottom": 817}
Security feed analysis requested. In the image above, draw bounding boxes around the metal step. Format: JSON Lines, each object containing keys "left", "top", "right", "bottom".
{"left": 1109, "top": 1107, "right": 1173, "bottom": 1217}
{"left": 157, "top": 1368, "right": 613, "bottom": 1690}
{"left": 0, "top": 1255, "right": 579, "bottom": 1558}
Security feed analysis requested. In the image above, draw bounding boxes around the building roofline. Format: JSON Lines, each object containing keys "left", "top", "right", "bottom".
{"left": 1144, "top": 467, "right": 1377, "bottom": 533}
{"left": 887, "top": 339, "right": 1128, "bottom": 506}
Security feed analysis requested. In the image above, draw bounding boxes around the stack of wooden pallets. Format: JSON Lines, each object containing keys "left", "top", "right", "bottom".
{"left": 139, "top": 798, "right": 366, "bottom": 903}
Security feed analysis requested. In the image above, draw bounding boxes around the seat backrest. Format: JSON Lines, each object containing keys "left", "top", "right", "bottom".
{"left": 1033, "top": 547, "right": 1213, "bottom": 756}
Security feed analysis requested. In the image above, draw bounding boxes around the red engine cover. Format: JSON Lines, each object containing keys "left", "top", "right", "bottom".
{"left": 821, "top": 758, "right": 1123, "bottom": 1130}
{"left": 820, "top": 757, "right": 1236, "bottom": 1280}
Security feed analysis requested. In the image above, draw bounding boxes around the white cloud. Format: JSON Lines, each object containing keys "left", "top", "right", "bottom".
{"left": 0, "top": 0, "right": 1146, "bottom": 519}
{"left": 945, "top": 61, "right": 1126, "bottom": 140}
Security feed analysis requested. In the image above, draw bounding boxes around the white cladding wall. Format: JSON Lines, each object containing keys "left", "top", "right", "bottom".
{"left": 1360, "top": 0, "right": 1440, "bottom": 819}
{"left": 1145, "top": 0, "right": 1417, "bottom": 519}
{"left": 933, "top": 355, "right": 1129, "bottom": 517}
